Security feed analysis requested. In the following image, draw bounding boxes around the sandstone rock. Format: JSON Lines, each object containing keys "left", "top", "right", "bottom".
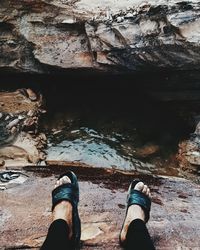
{"left": 27, "top": 110, "right": 35, "bottom": 117}
{"left": 135, "top": 143, "right": 160, "bottom": 158}
{"left": 177, "top": 118, "right": 200, "bottom": 176}
{"left": 26, "top": 88, "right": 38, "bottom": 101}
{"left": 81, "top": 223, "right": 103, "bottom": 241}
{"left": 1, "top": 1, "right": 200, "bottom": 73}
{"left": 0, "top": 173, "right": 200, "bottom": 249}
{"left": 0, "top": 90, "right": 41, "bottom": 114}
{"left": 10, "top": 126, "right": 17, "bottom": 134}
{"left": 0, "top": 160, "right": 5, "bottom": 167}
{"left": 0, "top": 146, "right": 29, "bottom": 161}
{"left": 0, "top": 90, "right": 46, "bottom": 167}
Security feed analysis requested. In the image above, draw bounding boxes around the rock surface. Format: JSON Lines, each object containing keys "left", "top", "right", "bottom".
{"left": 0, "top": 89, "right": 46, "bottom": 167}
{"left": 177, "top": 115, "right": 200, "bottom": 179}
{"left": 1, "top": 1, "right": 200, "bottom": 73}
{"left": 0, "top": 167, "right": 199, "bottom": 249}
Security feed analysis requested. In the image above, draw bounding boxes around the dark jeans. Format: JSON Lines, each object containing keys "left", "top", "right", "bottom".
{"left": 41, "top": 218, "right": 155, "bottom": 250}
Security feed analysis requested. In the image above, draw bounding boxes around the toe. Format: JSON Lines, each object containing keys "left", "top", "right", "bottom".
{"left": 149, "top": 191, "right": 152, "bottom": 198}
{"left": 54, "top": 180, "right": 60, "bottom": 188}
{"left": 134, "top": 181, "right": 144, "bottom": 191}
{"left": 147, "top": 188, "right": 150, "bottom": 197}
{"left": 54, "top": 175, "right": 71, "bottom": 188}
{"left": 62, "top": 176, "right": 71, "bottom": 184}
{"left": 58, "top": 176, "right": 71, "bottom": 185}
{"left": 58, "top": 179, "right": 63, "bottom": 186}
{"left": 142, "top": 185, "right": 148, "bottom": 194}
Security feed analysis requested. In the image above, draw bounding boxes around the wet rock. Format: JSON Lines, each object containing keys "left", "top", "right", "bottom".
{"left": 134, "top": 143, "right": 160, "bottom": 158}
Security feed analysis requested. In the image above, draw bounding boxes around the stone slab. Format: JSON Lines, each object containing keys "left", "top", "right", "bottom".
{"left": 0, "top": 167, "right": 199, "bottom": 249}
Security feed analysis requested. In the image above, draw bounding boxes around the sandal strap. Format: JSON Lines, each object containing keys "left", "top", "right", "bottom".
{"left": 127, "top": 188, "right": 151, "bottom": 223}
{"left": 52, "top": 183, "right": 79, "bottom": 211}
{"left": 51, "top": 171, "right": 81, "bottom": 249}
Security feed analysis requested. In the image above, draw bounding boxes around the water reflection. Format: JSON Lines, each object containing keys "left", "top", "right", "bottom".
{"left": 42, "top": 85, "right": 190, "bottom": 176}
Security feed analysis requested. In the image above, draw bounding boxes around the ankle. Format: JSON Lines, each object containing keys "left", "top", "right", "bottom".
{"left": 127, "top": 204, "right": 145, "bottom": 222}
{"left": 53, "top": 201, "right": 73, "bottom": 222}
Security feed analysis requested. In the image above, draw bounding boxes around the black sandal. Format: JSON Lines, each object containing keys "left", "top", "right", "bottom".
{"left": 52, "top": 171, "right": 81, "bottom": 249}
{"left": 119, "top": 179, "right": 151, "bottom": 247}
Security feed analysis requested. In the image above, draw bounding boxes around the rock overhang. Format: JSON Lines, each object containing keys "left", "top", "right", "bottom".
{"left": 1, "top": 0, "right": 200, "bottom": 74}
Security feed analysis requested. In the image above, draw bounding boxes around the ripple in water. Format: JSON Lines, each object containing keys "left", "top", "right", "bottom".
{"left": 46, "top": 127, "right": 154, "bottom": 173}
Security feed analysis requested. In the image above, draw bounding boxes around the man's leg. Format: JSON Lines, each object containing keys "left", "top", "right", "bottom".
{"left": 41, "top": 219, "right": 72, "bottom": 250}
{"left": 41, "top": 176, "right": 74, "bottom": 250}
{"left": 120, "top": 181, "right": 155, "bottom": 250}
{"left": 125, "top": 219, "right": 155, "bottom": 250}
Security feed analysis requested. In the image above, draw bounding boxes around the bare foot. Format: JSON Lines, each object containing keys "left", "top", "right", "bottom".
{"left": 120, "top": 181, "right": 151, "bottom": 243}
{"left": 52, "top": 176, "right": 73, "bottom": 239}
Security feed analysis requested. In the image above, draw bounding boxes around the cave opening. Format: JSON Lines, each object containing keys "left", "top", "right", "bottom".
{"left": 1, "top": 71, "right": 199, "bottom": 178}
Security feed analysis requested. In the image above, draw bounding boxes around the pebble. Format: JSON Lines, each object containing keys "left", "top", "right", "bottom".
{"left": 62, "top": 17, "right": 76, "bottom": 24}
{"left": 18, "top": 115, "right": 25, "bottom": 120}
{"left": 116, "top": 16, "right": 124, "bottom": 23}
{"left": 0, "top": 113, "right": 3, "bottom": 119}
{"left": 27, "top": 110, "right": 35, "bottom": 117}
{"left": 125, "top": 13, "right": 134, "bottom": 18}
{"left": 39, "top": 161, "right": 46, "bottom": 166}
{"left": 53, "top": 130, "right": 62, "bottom": 135}
{"left": 33, "top": 116, "right": 38, "bottom": 121}
{"left": 0, "top": 160, "right": 5, "bottom": 167}
{"left": 138, "top": 2, "right": 151, "bottom": 12}
{"left": 10, "top": 126, "right": 17, "bottom": 134}
{"left": 39, "top": 133, "right": 47, "bottom": 141}
{"left": 24, "top": 118, "right": 35, "bottom": 127}
{"left": 39, "top": 152, "right": 46, "bottom": 160}
{"left": 26, "top": 88, "right": 37, "bottom": 101}
{"left": 39, "top": 109, "right": 46, "bottom": 114}
{"left": 37, "top": 143, "right": 45, "bottom": 149}
{"left": 6, "top": 118, "right": 19, "bottom": 129}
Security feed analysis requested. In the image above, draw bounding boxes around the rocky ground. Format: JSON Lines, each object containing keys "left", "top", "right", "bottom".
{"left": 0, "top": 89, "right": 47, "bottom": 167}
{"left": 0, "top": 167, "right": 200, "bottom": 249}
{"left": 0, "top": 88, "right": 200, "bottom": 249}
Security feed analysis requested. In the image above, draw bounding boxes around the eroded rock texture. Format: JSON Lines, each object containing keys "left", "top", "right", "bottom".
{"left": 0, "top": 89, "right": 46, "bottom": 167}
{"left": 1, "top": 0, "right": 200, "bottom": 73}
{"left": 178, "top": 116, "right": 200, "bottom": 178}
